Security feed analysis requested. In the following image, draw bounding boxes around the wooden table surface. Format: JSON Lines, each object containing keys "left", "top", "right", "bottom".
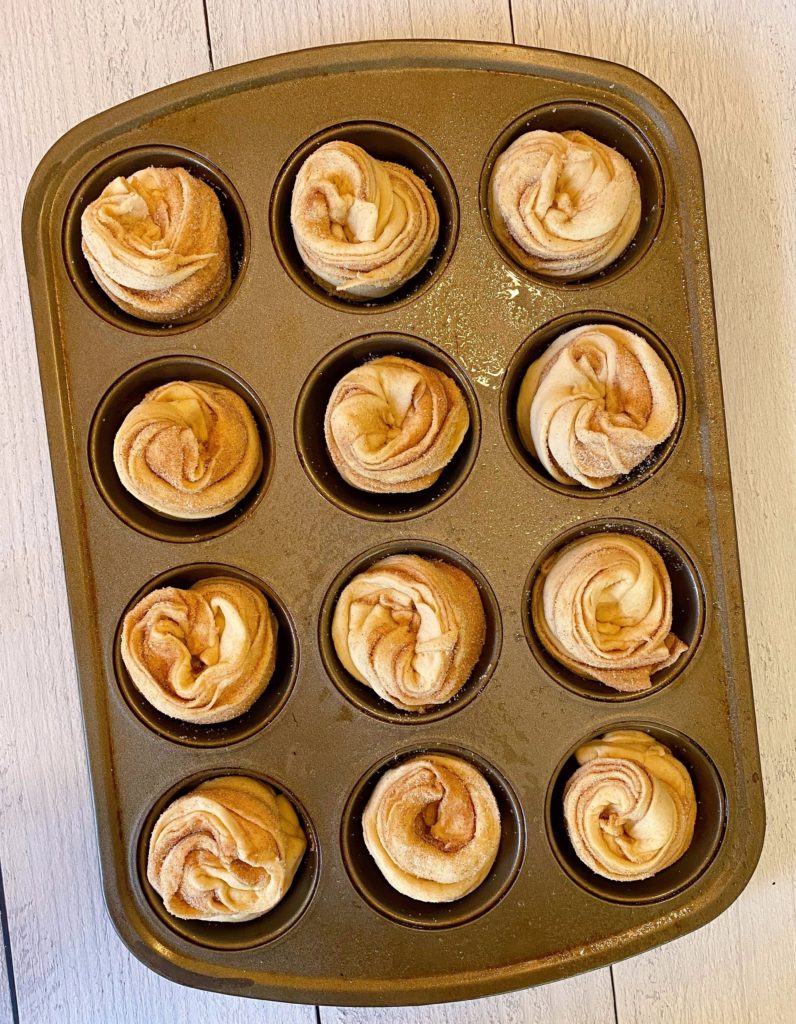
{"left": 1, "top": 1, "right": 794, "bottom": 1021}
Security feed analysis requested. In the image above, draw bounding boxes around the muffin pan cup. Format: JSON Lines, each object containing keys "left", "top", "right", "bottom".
{"left": 23, "top": 40, "right": 763, "bottom": 1005}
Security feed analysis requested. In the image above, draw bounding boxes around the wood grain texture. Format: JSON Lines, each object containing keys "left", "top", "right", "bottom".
{"left": 2, "top": 0, "right": 794, "bottom": 1021}
{"left": 512, "top": 1, "right": 796, "bottom": 1022}
{"left": 320, "top": 971, "right": 616, "bottom": 1023}
{"left": 206, "top": 0, "right": 513, "bottom": 64}
{"left": 0, "top": 1, "right": 309, "bottom": 1022}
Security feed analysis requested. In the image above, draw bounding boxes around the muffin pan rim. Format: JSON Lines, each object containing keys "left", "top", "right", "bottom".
{"left": 23, "top": 39, "right": 764, "bottom": 1005}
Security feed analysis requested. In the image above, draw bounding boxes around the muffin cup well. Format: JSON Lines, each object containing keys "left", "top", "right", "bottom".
{"left": 500, "top": 311, "right": 685, "bottom": 497}
{"left": 319, "top": 539, "right": 502, "bottom": 725}
{"left": 270, "top": 121, "right": 459, "bottom": 311}
{"left": 136, "top": 769, "right": 319, "bottom": 950}
{"left": 113, "top": 563, "right": 298, "bottom": 747}
{"left": 63, "top": 145, "right": 249, "bottom": 333}
{"left": 523, "top": 518, "right": 705, "bottom": 701}
{"left": 480, "top": 101, "right": 664, "bottom": 286}
{"left": 545, "top": 722, "right": 726, "bottom": 903}
{"left": 295, "top": 333, "right": 481, "bottom": 521}
{"left": 341, "top": 744, "right": 525, "bottom": 928}
{"left": 88, "top": 355, "right": 274, "bottom": 542}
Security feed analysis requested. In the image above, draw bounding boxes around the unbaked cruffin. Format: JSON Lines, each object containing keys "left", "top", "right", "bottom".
{"left": 564, "top": 730, "right": 696, "bottom": 881}
{"left": 362, "top": 754, "right": 501, "bottom": 901}
{"left": 532, "top": 533, "right": 687, "bottom": 691}
{"left": 489, "top": 129, "right": 641, "bottom": 278}
{"left": 81, "top": 166, "right": 231, "bottom": 322}
{"left": 147, "top": 776, "right": 306, "bottom": 922}
{"left": 290, "top": 140, "right": 439, "bottom": 299}
{"left": 516, "top": 323, "right": 678, "bottom": 489}
{"left": 332, "top": 553, "right": 486, "bottom": 712}
{"left": 324, "top": 355, "right": 469, "bottom": 493}
{"left": 121, "top": 577, "right": 277, "bottom": 724}
{"left": 113, "top": 380, "right": 262, "bottom": 519}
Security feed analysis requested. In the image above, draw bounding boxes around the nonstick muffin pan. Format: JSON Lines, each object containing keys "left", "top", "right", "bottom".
{"left": 23, "top": 40, "right": 764, "bottom": 1005}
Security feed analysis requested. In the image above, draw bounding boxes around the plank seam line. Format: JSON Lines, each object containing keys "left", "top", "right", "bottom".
{"left": 508, "top": 0, "right": 516, "bottom": 43}
{"left": 201, "top": 0, "right": 215, "bottom": 70}
{"left": 314, "top": 1005, "right": 322, "bottom": 1023}
{"left": 610, "top": 964, "right": 620, "bottom": 1024}
{"left": 0, "top": 860, "right": 20, "bottom": 1024}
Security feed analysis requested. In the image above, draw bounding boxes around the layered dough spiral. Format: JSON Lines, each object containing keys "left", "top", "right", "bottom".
{"left": 121, "top": 577, "right": 277, "bottom": 724}
{"left": 363, "top": 754, "right": 501, "bottom": 902}
{"left": 517, "top": 324, "right": 678, "bottom": 488}
{"left": 290, "top": 141, "right": 439, "bottom": 298}
{"left": 532, "top": 533, "right": 688, "bottom": 692}
{"left": 332, "top": 554, "right": 486, "bottom": 712}
{"left": 81, "top": 166, "right": 231, "bottom": 322}
{"left": 564, "top": 730, "right": 697, "bottom": 881}
{"left": 325, "top": 356, "right": 470, "bottom": 493}
{"left": 147, "top": 776, "right": 306, "bottom": 922}
{"left": 113, "top": 380, "right": 263, "bottom": 519}
{"left": 489, "top": 130, "right": 641, "bottom": 278}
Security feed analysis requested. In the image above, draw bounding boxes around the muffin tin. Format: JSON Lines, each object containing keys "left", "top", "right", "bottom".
{"left": 22, "top": 40, "right": 764, "bottom": 1005}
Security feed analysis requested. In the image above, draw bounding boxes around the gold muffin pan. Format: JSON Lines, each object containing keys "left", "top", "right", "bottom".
{"left": 23, "top": 40, "right": 763, "bottom": 1005}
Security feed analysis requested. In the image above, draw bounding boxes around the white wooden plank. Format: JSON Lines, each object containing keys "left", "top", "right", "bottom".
{"left": 320, "top": 970, "right": 616, "bottom": 1023}
{"left": 0, "top": 1, "right": 311, "bottom": 1021}
{"left": 511, "top": 2, "right": 796, "bottom": 1023}
{"left": 206, "top": 0, "right": 514, "bottom": 65}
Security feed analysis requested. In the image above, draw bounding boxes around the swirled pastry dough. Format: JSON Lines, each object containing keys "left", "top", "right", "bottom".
{"left": 517, "top": 324, "right": 678, "bottom": 488}
{"left": 81, "top": 166, "right": 230, "bottom": 321}
{"left": 113, "top": 380, "right": 262, "bottom": 519}
{"left": 532, "top": 533, "right": 687, "bottom": 691}
{"left": 363, "top": 754, "right": 501, "bottom": 901}
{"left": 489, "top": 130, "right": 641, "bottom": 277}
{"left": 564, "top": 730, "right": 696, "bottom": 881}
{"left": 121, "top": 577, "right": 277, "bottom": 724}
{"left": 332, "top": 554, "right": 486, "bottom": 711}
{"left": 291, "top": 141, "right": 439, "bottom": 298}
{"left": 147, "top": 776, "right": 306, "bottom": 922}
{"left": 325, "top": 356, "right": 469, "bottom": 493}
